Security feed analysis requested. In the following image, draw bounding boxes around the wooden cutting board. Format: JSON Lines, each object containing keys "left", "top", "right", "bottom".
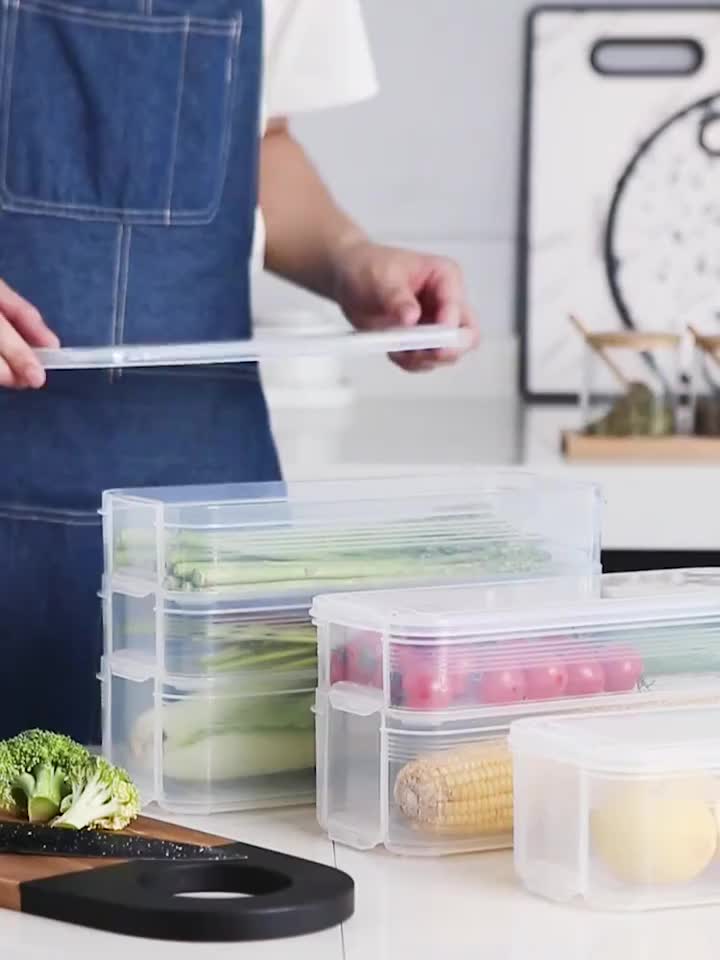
{"left": 0, "top": 815, "right": 353, "bottom": 942}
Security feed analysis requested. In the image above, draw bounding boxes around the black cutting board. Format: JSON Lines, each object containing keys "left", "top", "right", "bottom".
{"left": 0, "top": 815, "right": 353, "bottom": 942}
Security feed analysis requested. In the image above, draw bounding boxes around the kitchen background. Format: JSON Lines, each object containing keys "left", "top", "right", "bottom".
{"left": 255, "top": 0, "right": 678, "bottom": 402}
{"left": 254, "top": 0, "right": 720, "bottom": 570}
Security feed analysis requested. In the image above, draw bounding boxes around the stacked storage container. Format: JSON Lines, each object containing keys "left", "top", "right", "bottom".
{"left": 312, "top": 569, "right": 720, "bottom": 855}
{"left": 100, "top": 472, "right": 601, "bottom": 814}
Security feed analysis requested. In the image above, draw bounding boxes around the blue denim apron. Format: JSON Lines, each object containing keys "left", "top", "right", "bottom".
{"left": 0, "top": 0, "right": 280, "bottom": 741}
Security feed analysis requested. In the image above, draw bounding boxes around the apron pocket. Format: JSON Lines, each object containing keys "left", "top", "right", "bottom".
{"left": 0, "top": 0, "right": 241, "bottom": 224}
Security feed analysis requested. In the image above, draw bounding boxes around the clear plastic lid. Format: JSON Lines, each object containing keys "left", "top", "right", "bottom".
{"left": 311, "top": 569, "right": 720, "bottom": 638}
{"left": 37, "top": 326, "right": 469, "bottom": 371}
{"left": 510, "top": 704, "right": 720, "bottom": 774}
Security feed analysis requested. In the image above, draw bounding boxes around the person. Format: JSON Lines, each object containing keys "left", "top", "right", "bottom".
{"left": 0, "top": 0, "right": 478, "bottom": 742}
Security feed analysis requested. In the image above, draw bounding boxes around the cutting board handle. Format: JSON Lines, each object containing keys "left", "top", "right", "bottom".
{"left": 19, "top": 842, "right": 354, "bottom": 942}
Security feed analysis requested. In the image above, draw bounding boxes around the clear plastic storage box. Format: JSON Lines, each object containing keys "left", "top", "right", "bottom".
{"left": 101, "top": 658, "right": 316, "bottom": 815}
{"left": 511, "top": 704, "right": 720, "bottom": 911}
{"left": 102, "top": 473, "right": 602, "bottom": 605}
{"left": 312, "top": 570, "right": 720, "bottom": 856}
{"left": 101, "top": 472, "right": 601, "bottom": 813}
{"left": 102, "top": 586, "right": 317, "bottom": 679}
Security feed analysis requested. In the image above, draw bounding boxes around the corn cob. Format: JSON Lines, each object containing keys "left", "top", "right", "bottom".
{"left": 394, "top": 740, "right": 513, "bottom": 836}
{"left": 394, "top": 694, "right": 720, "bottom": 840}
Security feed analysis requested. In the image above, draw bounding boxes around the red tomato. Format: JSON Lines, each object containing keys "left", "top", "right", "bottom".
{"left": 478, "top": 668, "right": 527, "bottom": 705}
{"left": 602, "top": 647, "right": 644, "bottom": 692}
{"left": 524, "top": 663, "right": 569, "bottom": 700}
{"left": 402, "top": 668, "right": 454, "bottom": 710}
{"left": 565, "top": 660, "right": 606, "bottom": 696}
{"left": 330, "top": 649, "right": 346, "bottom": 685}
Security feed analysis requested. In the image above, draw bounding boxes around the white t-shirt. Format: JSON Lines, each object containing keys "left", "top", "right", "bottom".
{"left": 251, "top": 0, "right": 378, "bottom": 270}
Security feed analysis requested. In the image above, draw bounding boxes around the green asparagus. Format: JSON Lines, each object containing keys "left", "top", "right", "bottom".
{"left": 113, "top": 511, "right": 554, "bottom": 596}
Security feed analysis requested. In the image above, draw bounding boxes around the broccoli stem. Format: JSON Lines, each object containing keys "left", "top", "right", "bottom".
{"left": 13, "top": 764, "right": 68, "bottom": 823}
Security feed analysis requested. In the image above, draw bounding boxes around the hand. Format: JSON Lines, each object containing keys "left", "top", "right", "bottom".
{"left": 332, "top": 240, "right": 479, "bottom": 371}
{"left": 0, "top": 280, "right": 59, "bottom": 389}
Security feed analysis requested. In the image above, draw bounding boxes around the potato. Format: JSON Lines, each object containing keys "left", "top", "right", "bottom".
{"left": 590, "top": 779, "right": 718, "bottom": 886}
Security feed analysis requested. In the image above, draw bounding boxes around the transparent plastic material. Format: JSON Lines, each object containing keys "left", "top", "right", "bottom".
{"left": 314, "top": 570, "right": 720, "bottom": 856}
{"left": 313, "top": 570, "right": 720, "bottom": 711}
{"left": 102, "top": 587, "right": 316, "bottom": 679}
{"left": 692, "top": 331, "right": 720, "bottom": 437}
{"left": 102, "top": 473, "right": 602, "bottom": 604}
{"left": 316, "top": 687, "right": 720, "bottom": 858}
{"left": 102, "top": 664, "right": 316, "bottom": 815}
{"left": 36, "top": 327, "right": 468, "bottom": 370}
{"left": 511, "top": 705, "right": 720, "bottom": 911}
{"left": 581, "top": 332, "right": 681, "bottom": 438}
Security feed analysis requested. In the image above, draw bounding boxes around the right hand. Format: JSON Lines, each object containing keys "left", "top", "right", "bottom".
{"left": 0, "top": 280, "right": 59, "bottom": 389}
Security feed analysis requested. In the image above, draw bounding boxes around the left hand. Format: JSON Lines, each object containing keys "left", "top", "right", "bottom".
{"left": 332, "top": 240, "right": 479, "bottom": 372}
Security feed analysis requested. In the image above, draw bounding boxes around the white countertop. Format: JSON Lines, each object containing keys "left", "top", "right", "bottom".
{"left": 6, "top": 806, "right": 719, "bottom": 959}
{"left": 269, "top": 396, "right": 720, "bottom": 552}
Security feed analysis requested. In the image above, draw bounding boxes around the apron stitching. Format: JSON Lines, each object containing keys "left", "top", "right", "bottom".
{"left": 0, "top": 502, "right": 97, "bottom": 517}
{"left": 0, "top": 0, "right": 8, "bottom": 98}
{"left": 0, "top": 508, "right": 100, "bottom": 525}
{"left": 15, "top": 1, "right": 234, "bottom": 33}
{"left": 110, "top": 224, "right": 131, "bottom": 384}
{"left": 1, "top": 199, "right": 219, "bottom": 222}
{"left": 166, "top": 16, "right": 189, "bottom": 225}
{"left": 0, "top": 0, "right": 19, "bottom": 195}
{"left": 116, "top": 224, "right": 131, "bottom": 349}
{"left": 109, "top": 224, "right": 124, "bottom": 384}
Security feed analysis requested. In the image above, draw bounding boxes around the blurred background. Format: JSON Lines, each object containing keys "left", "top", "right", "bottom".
{"left": 254, "top": 0, "right": 720, "bottom": 573}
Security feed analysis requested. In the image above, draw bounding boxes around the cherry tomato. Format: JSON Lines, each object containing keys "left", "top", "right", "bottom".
{"left": 524, "top": 662, "right": 569, "bottom": 700}
{"left": 478, "top": 668, "right": 527, "bottom": 705}
{"left": 330, "top": 649, "right": 346, "bottom": 685}
{"left": 565, "top": 660, "right": 606, "bottom": 696}
{"left": 602, "top": 647, "right": 644, "bottom": 692}
{"left": 402, "top": 668, "right": 454, "bottom": 710}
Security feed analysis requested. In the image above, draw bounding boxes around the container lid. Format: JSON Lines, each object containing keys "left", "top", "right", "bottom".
{"left": 310, "top": 569, "right": 720, "bottom": 638}
{"left": 509, "top": 704, "right": 720, "bottom": 774}
{"left": 102, "top": 650, "right": 317, "bottom": 692}
{"left": 103, "top": 469, "right": 599, "bottom": 510}
{"left": 100, "top": 577, "right": 314, "bottom": 619}
{"left": 37, "top": 327, "right": 468, "bottom": 371}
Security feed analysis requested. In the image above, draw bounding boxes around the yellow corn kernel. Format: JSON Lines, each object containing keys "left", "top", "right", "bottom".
{"left": 394, "top": 740, "right": 513, "bottom": 836}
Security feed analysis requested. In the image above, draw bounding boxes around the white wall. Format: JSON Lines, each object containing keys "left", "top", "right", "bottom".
{"left": 256, "top": 0, "right": 683, "bottom": 396}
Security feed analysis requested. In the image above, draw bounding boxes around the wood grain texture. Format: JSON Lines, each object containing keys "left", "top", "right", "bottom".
{"left": 0, "top": 816, "right": 229, "bottom": 912}
{"left": 562, "top": 431, "right": 720, "bottom": 462}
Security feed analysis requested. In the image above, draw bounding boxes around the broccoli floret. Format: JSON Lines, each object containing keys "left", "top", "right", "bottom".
{"left": 4, "top": 730, "right": 93, "bottom": 823}
{"left": 0, "top": 740, "right": 21, "bottom": 817}
{"left": 53, "top": 757, "right": 140, "bottom": 831}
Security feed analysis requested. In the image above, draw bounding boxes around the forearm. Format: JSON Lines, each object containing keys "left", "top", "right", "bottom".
{"left": 259, "top": 120, "right": 367, "bottom": 299}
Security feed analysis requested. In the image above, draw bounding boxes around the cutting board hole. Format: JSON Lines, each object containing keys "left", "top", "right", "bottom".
{"left": 590, "top": 38, "right": 703, "bottom": 76}
{"left": 140, "top": 862, "right": 292, "bottom": 899}
{"left": 174, "top": 891, "right": 253, "bottom": 900}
